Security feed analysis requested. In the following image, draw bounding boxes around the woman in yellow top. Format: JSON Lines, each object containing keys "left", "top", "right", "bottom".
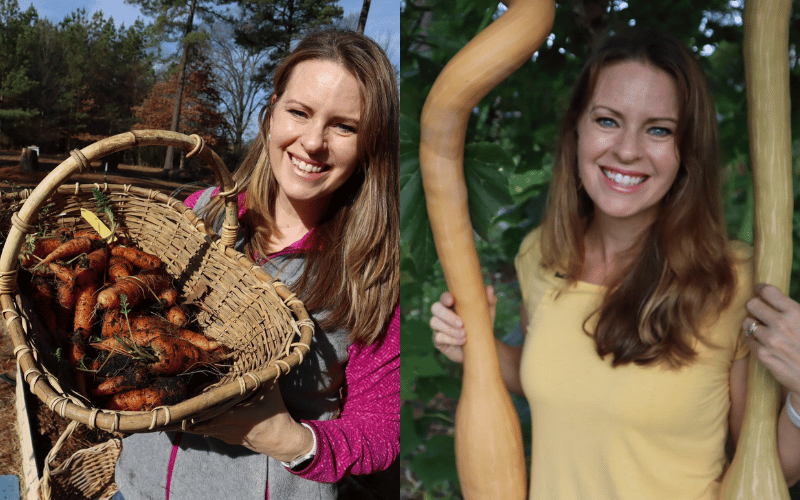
{"left": 431, "top": 27, "right": 800, "bottom": 499}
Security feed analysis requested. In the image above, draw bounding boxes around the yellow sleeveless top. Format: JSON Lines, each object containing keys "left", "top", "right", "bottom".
{"left": 514, "top": 228, "right": 752, "bottom": 500}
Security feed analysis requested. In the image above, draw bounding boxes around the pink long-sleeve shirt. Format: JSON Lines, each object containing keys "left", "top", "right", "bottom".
{"left": 184, "top": 188, "right": 399, "bottom": 483}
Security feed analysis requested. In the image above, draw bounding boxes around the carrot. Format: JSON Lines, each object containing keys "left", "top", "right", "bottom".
{"left": 19, "top": 238, "right": 63, "bottom": 267}
{"left": 110, "top": 245, "right": 162, "bottom": 270}
{"left": 73, "top": 282, "right": 99, "bottom": 337}
{"left": 166, "top": 305, "right": 188, "bottom": 327}
{"left": 92, "top": 365, "right": 149, "bottom": 396}
{"left": 67, "top": 336, "right": 88, "bottom": 396}
{"left": 49, "top": 262, "right": 77, "bottom": 285}
{"left": 147, "top": 336, "right": 204, "bottom": 375}
{"left": 30, "top": 276, "right": 57, "bottom": 334}
{"left": 107, "top": 255, "right": 133, "bottom": 283}
{"left": 91, "top": 327, "right": 167, "bottom": 354}
{"left": 55, "top": 279, "right": 76, "bottom": 309}
{"left": 101, "top": 307, "right": 125, "bottom": 339}
{"left": 75, "top": 246, "right": 109, "bottom": 285}
{"left": 96, "top": 271, "right": 172, "bottom": 309}
{"left": 35, "top": 237, "right": 93, "bottom": 268}
{"left": 176, "top": 328, "right": 223, "bottom": 352}
{"left": 106, "top": 377, "right": 188, "bottom": 411}
{"left": 72, "top": 229, "right": 104, "bottom": 241}
{"left": 158, "top": 288, "right": 178, "bottom": 308}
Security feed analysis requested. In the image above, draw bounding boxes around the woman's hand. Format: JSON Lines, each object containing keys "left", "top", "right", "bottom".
{"left": 430, "top": 285, "right": 497, "bottom": 363}
{"left": 188, "top": 380, "right": 315, "bottom": 463}
{"left": 744, "top": 283, "right": 800, "bottom": 395}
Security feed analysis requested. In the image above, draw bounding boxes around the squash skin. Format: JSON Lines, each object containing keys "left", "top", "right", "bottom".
{"left": 419, "top": 0, "right": 555, "bottom": 498}
{"left": 720, "top": 0, "right": 793, "bottom": 498}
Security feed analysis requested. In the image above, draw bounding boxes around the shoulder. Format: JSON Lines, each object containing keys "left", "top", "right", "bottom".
{"left": 517, "top": 226, "right": 543, "bottom": 259}
{"left": 728, "top": 239, "right": 754, "bottom": 301}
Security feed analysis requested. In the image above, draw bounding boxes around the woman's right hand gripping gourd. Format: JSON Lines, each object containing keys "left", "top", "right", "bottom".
{"left": 430, "top": 286, "right": 498, "bottom": 364}
{"left": 430, "top": 285, "right": 528, "bottom": 396}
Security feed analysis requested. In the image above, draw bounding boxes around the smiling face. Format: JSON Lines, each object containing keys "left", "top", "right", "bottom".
{"left": 576, "top": 60, "right": 681, "bottom": 228}
{"left": 268, "top": 58, "right": 362, "bottom": 213}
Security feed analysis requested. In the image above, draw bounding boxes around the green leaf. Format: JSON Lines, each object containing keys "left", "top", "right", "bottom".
{"left": 400, "top": 405, "right": 422, "bottom": 459}
{"left": 401, "top": 318, "right": 434, "bottom": 355}
{"left": 411, "top": 435, "right": 458, "bottom": 487}
{"left": 509, "top": 168, "right": 551, "bottom": 203}
{"left": 399, "top": 114, "right": 438, "bottom": 271}
{"left": 463, "top": 142, "right": 514, "bottom": 240}
{"left": 402, "top": 352, "right": 447, "bottom": 379}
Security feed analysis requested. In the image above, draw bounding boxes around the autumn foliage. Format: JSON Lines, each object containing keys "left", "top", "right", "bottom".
{"left": 133, "top": 46, "right": 229, "bottom": 150}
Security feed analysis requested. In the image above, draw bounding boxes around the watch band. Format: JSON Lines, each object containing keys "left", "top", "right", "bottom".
{"left": 282, "top": 422, "right": 317, "bottom": 471}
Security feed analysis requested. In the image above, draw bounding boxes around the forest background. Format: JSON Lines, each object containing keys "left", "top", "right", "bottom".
{"left": 399, "top": 0, "right": 800, "bottom": 498}
{"left": 0, "top": 0, "right": 399, "bottom": 176}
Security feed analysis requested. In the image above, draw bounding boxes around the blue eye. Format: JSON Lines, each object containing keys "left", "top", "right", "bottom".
{"left": 336, "top": 123, "right": 357, "bottom": 134}
{"left": 649, "top": 127, "right": 672, "bottom": 137}
{"left": 596, "top": 117, "right": 617, "bottom": 128}
{"left": 289, "top": 109, "right": 306, "bottom": 118}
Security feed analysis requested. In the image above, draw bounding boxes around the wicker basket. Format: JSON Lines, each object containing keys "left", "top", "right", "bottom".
{"left": 0, "top": 130, "right": 314, "bottom": 433}
{"left": 38, "top": 421, "right": 121, "bottom": 500}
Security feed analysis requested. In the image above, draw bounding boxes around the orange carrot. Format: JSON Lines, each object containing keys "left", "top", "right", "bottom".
{"left": 92, "top": 365, "right": 149, "bottom": 396}
{"left": 110, "top": 245, "right": 162, "bottom": 270}
{"left": 128, "top": 313, "right": 171, "bottom": 331}
{"left": 49, "top": 262, "right": 77, "bottom": 285}
{"left": 107, "top": 255, "right": 133, "bottom": 283}
{"left": 19, "top": 238, "right": 63, "bottom": 267}
{"left": 72, "top": 229, "right": 104, "bottom": 241}
{"left": 74, "top": 282, "right": 99, "bottom": 337}
{"left": 147, "top": 336, "right": 204, "bottom": 375}
{"left": 55, "top": 279, "right": 76, "bottom": 309}
{"left": 106, "top": 377, "right": 188, "bottom": 411}
{"left": 166, "top": 305, "right": 188, "bottom": 327}
{"left": 91, "top": 327, "right": 167, "bottom": 354}
{"left": 176, "top": 328, "right": 223, "bottom": 352}
{"left": 68, "top": 336, "right": 88, "bottom": 396}
{"left": 101, "top": 308, "right": 124, "bottom": 339}
{"left": 158, "top": 288, "right": 178, "bottom": 308}
{"left": 75, "top": 246, "right": 109, "bottom": 285}
{"left": 96, "top": 271, "right": 172, "bottom": 309}
{"left": 36, "top": 237, "right": 93, "bottom": 268}
{"left": 30, "top": 276, "right": 57, "bottom": 334}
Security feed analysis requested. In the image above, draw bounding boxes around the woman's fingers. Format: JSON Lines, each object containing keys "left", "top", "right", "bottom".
{"left": 431, "top": 299, "right": 464, "bottom": 330}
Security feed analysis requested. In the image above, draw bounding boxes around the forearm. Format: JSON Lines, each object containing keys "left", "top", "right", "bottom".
{"left": 497, "top": 340, "right": 524, "bottom": 396}
{"left": 778, "top": 392, "right": 800, "bottom": 486}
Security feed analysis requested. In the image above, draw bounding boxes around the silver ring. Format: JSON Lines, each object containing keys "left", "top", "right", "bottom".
{"left": 745, "top": 322, "right": 758, "bottom": 338}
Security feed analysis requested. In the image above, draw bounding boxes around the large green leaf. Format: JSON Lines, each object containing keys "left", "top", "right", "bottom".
{"left": 463, "top": 142, "right": 515, "bottom": 240}
{"left": 399, "top": 114, "right": 438, "bottom": 272}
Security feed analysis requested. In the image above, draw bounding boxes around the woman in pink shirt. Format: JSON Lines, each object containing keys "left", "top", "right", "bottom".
{"left": 113, "top": 29, "right": 399, "bottom": 500}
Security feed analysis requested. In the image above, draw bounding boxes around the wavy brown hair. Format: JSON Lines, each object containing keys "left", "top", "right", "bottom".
{"left": 539, "top": 28, "right": 736, "bottom": 367}
{"left": 201, "top": 29, "right": 399, "bottom": 346}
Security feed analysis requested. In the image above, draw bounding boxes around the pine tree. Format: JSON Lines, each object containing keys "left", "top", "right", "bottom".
{"left": 232, "top": 0, "right": 344, "bottom": 84}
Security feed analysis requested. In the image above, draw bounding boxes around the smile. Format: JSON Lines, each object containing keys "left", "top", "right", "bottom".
{"left": 602, "top": 168, "right": 647, "bottom": 187}
{"left": 291, "top": 154, "right": 328, "bottom": 174}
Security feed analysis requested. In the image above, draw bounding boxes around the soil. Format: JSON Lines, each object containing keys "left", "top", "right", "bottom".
{"left": 0, "top": 148, "right": 213, "bottom": 498}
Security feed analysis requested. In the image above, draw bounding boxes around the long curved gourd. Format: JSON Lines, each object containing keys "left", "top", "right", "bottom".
{"left": 419, "top": 0, "right": 555, "bottom": 498}
{"left": 719, "top": 0, "right": 793, "bottom": 498}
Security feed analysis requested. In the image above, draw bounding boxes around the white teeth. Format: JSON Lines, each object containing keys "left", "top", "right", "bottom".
{"left": 291, "top": 155, "right": 324, "bottom": 173}
{"left": 603, "top": 168, "right": 646, "bottom": 187}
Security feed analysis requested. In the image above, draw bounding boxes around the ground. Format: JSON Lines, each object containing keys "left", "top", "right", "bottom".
{"left": 0, "top": 148, "right": 213, "bottom": 498}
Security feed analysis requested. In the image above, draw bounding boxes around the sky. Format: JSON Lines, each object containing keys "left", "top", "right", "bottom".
{"left": 21, "top": 0, "right": 400, "bottom": 67}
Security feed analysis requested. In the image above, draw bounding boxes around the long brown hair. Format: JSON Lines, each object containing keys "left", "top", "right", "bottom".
{"left": 539, "top": 28, "right": 736, "bottom": 367}
{"left": 201, "top": 29, "right": 399, "bottom": 346}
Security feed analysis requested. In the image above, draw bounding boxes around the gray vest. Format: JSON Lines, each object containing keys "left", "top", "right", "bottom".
{"left": 114, "top": 188, "right": 349, "bottom": 500}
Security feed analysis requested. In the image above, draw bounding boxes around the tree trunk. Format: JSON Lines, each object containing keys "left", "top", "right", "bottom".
{"left": 357, "top": 0, "right": 371, "bottom": 34}
{"left": 163, "top": 0, "right": 197, "bottom": 176}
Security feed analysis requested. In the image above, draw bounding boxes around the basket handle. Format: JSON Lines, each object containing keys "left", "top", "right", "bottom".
{"left": 6, "top": 130, "right": 239, "bottom": 250}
